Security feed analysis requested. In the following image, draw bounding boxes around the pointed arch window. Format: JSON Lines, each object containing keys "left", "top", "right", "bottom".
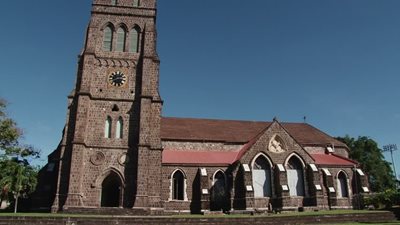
{"left": 211, "top": 171, "right": 228, "bottom": 211}
{"left": 337, "top": 172, "right": 349, "bottom": 198}
{"left": 103, "top": 26, "right": 113, "bottom": 52}
{"left": 116, "top": 117, "right": 123, "bottom": 139}
{"left": 133, "top": 0, "right": 140, "bottom": 7}
{"left": 116, "top": 27, "right": 126, "bottom": 52}
{"left": 129, "top": 26, "right": 140, "bottom": 53}
{"left": 172, "top": 170, "right": 185, "bottom": 200}
{"left": 252, "top": 155, "right": 272, "bottom": 197}
{"left": 286, "top": 156, "right": 305, "bottom": 196}
{"left": 104, "top": 116, "right": 112, "bottom": 138}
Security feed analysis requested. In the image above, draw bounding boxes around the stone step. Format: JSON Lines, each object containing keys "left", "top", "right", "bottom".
{"left": 0, "top": 211, "right": 397, "bottom": 225}
{"left": 63, "top": 207, "right": 150, "bottom": 216}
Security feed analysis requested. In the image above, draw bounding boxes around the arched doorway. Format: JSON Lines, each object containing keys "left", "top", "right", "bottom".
{"left": 252, "top": 155, "right": 272, "bottom": 197}
{"left": 211, "top": 171, "right": 228, "bottom": 211}
{"left": 101, "top": 172, "right": 122, "bottom": 207}
{"left": 286, "top": 156, "right": 305, "bottom": 196}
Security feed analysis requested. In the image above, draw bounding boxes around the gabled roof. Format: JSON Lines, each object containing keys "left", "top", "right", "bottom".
{"left": 161, "top": 117, "right": 268, "bottom": 143}
{"left": 161, "top": 117, "right": 347, "bottom": 148}
{"left": 161, "top": 117, "right": 350, "bottom": 166}
{"left": 311, "top": 153, "right": 357, "bottom": 166}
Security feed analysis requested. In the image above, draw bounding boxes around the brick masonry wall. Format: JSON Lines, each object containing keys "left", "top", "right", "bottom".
{"left": 163, "top": 141, "right": 243, "bottom": 152}
{"left": 239, "top": 121, "right": 314, "bottom": 209}
{"left": 162, "top": 166, "right": 232, "bottom": 212}
{"left": 304, "top": 146, "right": 349, "bottom": 158}
{"left": 159, "top": 121, "right": 359, "bottom": 212}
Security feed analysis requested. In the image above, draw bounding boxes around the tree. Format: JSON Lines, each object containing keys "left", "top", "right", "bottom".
{"left": 337, "top": 135, "right": 396, "bottom": 192}
{"left": 0, "top": 98, "right": 39, "bottom": 213}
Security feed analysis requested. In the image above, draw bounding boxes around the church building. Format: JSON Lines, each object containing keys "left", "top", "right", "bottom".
{"left": 34, "top": 0, "right": 370, "bottom": 214}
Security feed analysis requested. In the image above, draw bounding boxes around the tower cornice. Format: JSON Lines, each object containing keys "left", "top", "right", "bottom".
{"left": 92, "top": 5, "right": 156, "bottom": 18}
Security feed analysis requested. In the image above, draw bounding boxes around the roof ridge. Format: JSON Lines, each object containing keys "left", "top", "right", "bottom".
{"left": 162, "top": 117, "right": 312, "bottom": 125}
{"left": 234, "top": 123, "right": 272, "bottom": 162}
{"left": 162, "top": 116, "right": 269, "bottom": 124}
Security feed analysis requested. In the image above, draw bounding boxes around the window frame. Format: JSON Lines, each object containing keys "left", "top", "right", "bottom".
{"left": 129, "top": 26, "right": 140, "bottom": 53}
{"left": 285, "top": 154, "right": 306, "bottom": 197}
{"left": 170, "top": 169, "right": 187, "bottom": 201}
{"left": 104, "top": 116, "right": 112, "bottom": 138}
{"left": 116, "top": 27, "right": 127, "bottom": 52}
{"left": 103, "top": 26, "right": 114, "bottom": 52}
{"left": 132, "top": 0, "right": 140, "bottom": 7}
{"left": 116, "top": 117, "right": 123, "bottom": 139}
{"left": 337, "top": 171, "right": 349, "bottom": 198}
{"left": 251, "top": 153, "right": 273, "bottom": 198}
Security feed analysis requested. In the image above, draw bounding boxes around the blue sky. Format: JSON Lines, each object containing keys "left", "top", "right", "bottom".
{"left": 0, "top": 0, "right": 399, "bottom": 173}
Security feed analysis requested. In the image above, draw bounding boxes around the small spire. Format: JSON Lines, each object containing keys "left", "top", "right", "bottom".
{"left": 273, "top": 116, "right": 279, "bottom": 122}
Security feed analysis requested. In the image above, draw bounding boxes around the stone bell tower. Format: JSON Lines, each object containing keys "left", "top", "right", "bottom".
{"left": 51, "top": 0, "right": 163, "bottom": 212}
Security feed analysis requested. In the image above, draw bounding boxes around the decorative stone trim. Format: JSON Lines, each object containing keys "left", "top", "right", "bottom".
{"left": 246, "top": 185, "right": 253, "bottom": 192}
{"left": 90, "top": 151, "right": 106, "bottom": 166}
{"left": 242, "top": 164, "right": 251, "bottom": 172}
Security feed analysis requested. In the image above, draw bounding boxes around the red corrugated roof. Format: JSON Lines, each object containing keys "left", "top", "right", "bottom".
{"left": 311, "top": 153, "right": 357, "bottom": 166}
{"left": 162, "top": 150, "right": 238, "bottom": 165}
{"left": 161, "top": 117, "right": 268, "bottom": 143}
{"left": 161, "top": 117, "right": 347, "bottom": 148}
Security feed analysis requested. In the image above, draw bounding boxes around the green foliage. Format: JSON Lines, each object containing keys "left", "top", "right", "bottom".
{"left": 0, "top": 100, "right": 20, "bottom": 156}
{"left": 0, "top": 160, "right": 38, "bottom": 196}
{"left": 0, "top": 98, "right": 40, "bottom": 212}
{"left": 364, "top": 189, "right": 400, "bottom": 209}
{"left": 337, "top": 135, "right": 396, "bottom": 192}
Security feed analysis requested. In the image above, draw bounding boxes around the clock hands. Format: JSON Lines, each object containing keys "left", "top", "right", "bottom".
{"left": 108, "top": 71, "right": 127, "bottom": 87}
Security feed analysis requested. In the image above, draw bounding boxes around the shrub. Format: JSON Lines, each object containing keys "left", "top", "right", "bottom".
{"left": 364, "top": 189, "right": 400, "bottom": 209}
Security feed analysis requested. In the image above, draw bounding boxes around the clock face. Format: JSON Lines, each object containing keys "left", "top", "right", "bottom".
{"left": 108, "top": 71, "right": 127, "bottom": 87}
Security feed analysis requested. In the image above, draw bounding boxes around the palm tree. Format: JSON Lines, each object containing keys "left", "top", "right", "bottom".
{"left": 0, "top": 160, "right": 35, "bottom": 213}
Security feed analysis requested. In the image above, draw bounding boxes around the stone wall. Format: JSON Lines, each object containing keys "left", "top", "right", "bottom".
{"left": 163, "top": 141, "right": 243, "bottom": 152}
{"left": 304, "top": 146, "right": 349, "bottom": 158}
{"left": 159, "top": 121, "right": 360, "bottom": 212}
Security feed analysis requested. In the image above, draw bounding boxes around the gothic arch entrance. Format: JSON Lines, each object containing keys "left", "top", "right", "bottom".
{"left": 101, "top": 172, "right": 123, "bottom": 207}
